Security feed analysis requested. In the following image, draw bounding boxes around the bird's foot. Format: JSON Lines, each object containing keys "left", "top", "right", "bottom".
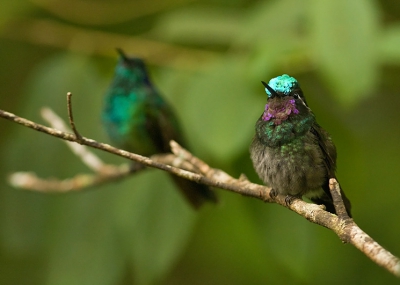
{"left": 284, "top": 195, "right": 300, "bottom": 207}
{"left": 269, "top": 188, "right": 278, "bottom": 199}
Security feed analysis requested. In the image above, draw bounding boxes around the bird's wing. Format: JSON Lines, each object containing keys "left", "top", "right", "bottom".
{"left": 310, "top": 123, "right": 352, "bottom": 217}
{"left": 144, "top": 91, "right": 185, "bottom": 153}
{"left": 310, "top": 123, "right": 337, "bottom": 178}
{"left": 143, "top": 91, "right": 218, "bottom": 208}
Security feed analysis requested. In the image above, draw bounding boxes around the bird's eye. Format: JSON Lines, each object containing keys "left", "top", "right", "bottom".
{"left": 293, "top": 93, "right": 300, "bottom": 99}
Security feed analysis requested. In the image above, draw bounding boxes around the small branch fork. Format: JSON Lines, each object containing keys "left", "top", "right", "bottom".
{"left": 66, "top": 92, "right": 83, "bottom": 142}
{"left": 0, "top": 93, "right": 399, "bottom": 277}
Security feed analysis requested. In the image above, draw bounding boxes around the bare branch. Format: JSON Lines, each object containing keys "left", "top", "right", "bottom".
{"left": 349, "top": 224, "right": 400, "bottom": 276}
{"left": 1, "top": 107, "right": 400, "bottom": 277}
{"left": 8, "top": 165, "right": 127, "bottom": 192}
{"left": 329, "top": 178, "right": 350, "bottom": 219}
{"left": 8, "top": 154, "right": 197, "bottom": 193}
{"left": 0, "top": 109, "right": 248, "bottom": 194}
{"left": 41, "top": 107, "right": 106, "bottom": 172}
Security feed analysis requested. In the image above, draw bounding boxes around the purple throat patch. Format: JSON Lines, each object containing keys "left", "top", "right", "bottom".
{"left": 262, "top": 99, "right": 299, "bottom": 125}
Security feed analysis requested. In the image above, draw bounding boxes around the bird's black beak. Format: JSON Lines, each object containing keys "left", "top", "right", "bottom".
{"left": 261, "top": 81, "right": 279, "bottom": 98}
{"left": 116, "top": 48, "right": 129, "bottom": 61}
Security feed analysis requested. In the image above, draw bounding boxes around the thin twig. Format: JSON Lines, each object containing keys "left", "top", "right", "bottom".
{"left": 8, "top": 165, "right": 128, "bottom": 192}
{"left": 41, "top": 107, "right": 106, "bottom": 172}
{"left": 66, "top": 92, "right": 82, "bottom": 141}
{"left": 8, "top": 154, "right": 196, "bottom": 193}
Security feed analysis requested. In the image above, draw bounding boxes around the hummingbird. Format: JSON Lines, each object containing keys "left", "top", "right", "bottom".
{"left": 102, "top": 48, "right": 217, "bottom": 208}
{"left": 249, "top": 74, "right": 352, "bottom": 217}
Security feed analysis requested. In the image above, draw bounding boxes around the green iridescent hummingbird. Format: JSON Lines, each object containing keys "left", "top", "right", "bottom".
{"left": 102, "top": 49, "right": 217, "bottom": 208}
{"left": 249, "top": 75, "right": 352, "bottom": 216}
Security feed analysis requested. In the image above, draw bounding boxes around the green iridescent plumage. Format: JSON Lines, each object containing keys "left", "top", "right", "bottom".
{"left": 103, "top": 49, "right": 217, "bottom": 208}
{"left": 250, "top": 75, "right": 352, "bottom": 216}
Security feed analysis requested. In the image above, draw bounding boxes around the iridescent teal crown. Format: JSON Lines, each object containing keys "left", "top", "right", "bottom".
{"left": 265, "top": 74, "right": 299, "bottom": 97}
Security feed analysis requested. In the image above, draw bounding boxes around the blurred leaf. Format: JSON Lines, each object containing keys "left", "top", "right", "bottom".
{"left": 112, "top": 171, "right": 197, "bottom": 285}
{"left": 187, "top": 196, "right": 283, "bottom": 284}
{"left": 234, "top": 0, "right": 310, "bottom": 78}
{"left": 152, "top": 6, "right": 241, "bottom": 46}
{"left": 379, "top": 24, "right": 400, "bottom": 64}
{"left": 45, "top": 193, "right": 124, "bottom": 285}
{"left": 309, "top": 0, "right": 379, "bottom": 105}
{"left": 19, "top": 52, "right": 107, "bottom": 136}
{"left": 0, "top": 1, "right": 31, "bottom": 28}
{"left": 235, "top": 0, "right": 306, "bottom": 48}
{"left": 1, "top": 50, "right": 106, "bottom": 139}
{"left": 258, "top": 207, "right": 316, "bottom": 282}
{"left": 178, "top": 58, "right": 263, "bottom": 161}
{"left": 30, "top": 0, "right": 195, "bottom": 26}
{"left": 246, "top": 39, "right": 308, "bottom": 82}
{"left": 1, "top": 52, "right": 106, "bottom": 254}
{"left": 0, "top": 190, "right": 50, "bottom": 255}
{"left": 5, "top": 52, "right": 107, "bottom": 178}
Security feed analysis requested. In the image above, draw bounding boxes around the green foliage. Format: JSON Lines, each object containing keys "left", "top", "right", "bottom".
{"left": 176, "top": 58, "right": 262, "bottom": 160}
{"left": 309, "top": 0, "right": 379, "bottom": 105}
{"left": 112, "top": 172, "right": 196, "bottom": 285}
{"left": 0, "top": 0, "right": 31, "bottom": 28}
{"left": 379, "top": 24, "right": 400, "bottom": 63}
{"left": 1, "top": 0, "right": 400, "bottom": 284}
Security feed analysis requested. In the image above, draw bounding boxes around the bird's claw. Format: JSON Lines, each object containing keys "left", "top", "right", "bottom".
{"left": 269, "top": 188, "right": 278, "bottom": 199}
{"left": 284, "top": 195, "right": 298, "bottom": 206}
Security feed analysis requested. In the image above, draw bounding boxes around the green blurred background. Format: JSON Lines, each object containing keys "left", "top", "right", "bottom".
{"left": 1, "top": 0, "right": 400, "bottom": 284}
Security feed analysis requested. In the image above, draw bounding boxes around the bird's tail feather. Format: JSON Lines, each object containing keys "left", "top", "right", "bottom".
{"left": 310, "top": 182, "right": 352, "bottom": 217}
{"left": 170, "top": 175, "right": 218, "bottom": 209}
